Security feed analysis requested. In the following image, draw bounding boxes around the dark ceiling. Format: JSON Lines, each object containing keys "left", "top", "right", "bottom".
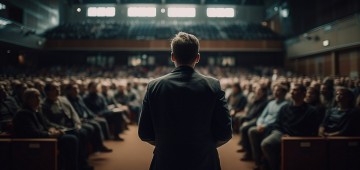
{"left": 67, "top": 0, "right": 264, "bottom": 5}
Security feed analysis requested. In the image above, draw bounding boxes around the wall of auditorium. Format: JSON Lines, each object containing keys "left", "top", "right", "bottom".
{"left": 286, "top": 48, "right": 360, "bottom": 77}
{"left": 285, "top": 14, "right": 360, "bottom": 58}
{"left": 62, "top": 4, "right": 264, "bottom": 23}
{"left": 285, "top": 14, "right": 360, "bottom": 77}
{"left": 338, "top": 49, "right": 360, "bottom": 77}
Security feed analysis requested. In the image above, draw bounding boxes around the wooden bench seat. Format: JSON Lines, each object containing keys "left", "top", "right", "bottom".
{"left": 282, "top": 136, "right": 360, "bottom": 170}
{"left": 0, "top": 138, "right": 57, "bottom": 170}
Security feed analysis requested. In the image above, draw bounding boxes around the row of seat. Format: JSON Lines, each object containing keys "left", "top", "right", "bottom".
{"left": 2, "top": 135, "right": 359, "bottom": 170}
{"left": 282, "top": 136, "right": 360, "bottom": 170}
{"left": 0, "top": 136, "right": 57, "bottom": 170}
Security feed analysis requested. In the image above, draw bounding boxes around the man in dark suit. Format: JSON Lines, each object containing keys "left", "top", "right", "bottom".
{"left": 12, "top": 88, "right": 79, "bottom": 170}
{"left": 138, "top": 32, "right": 232, "bottom": 170}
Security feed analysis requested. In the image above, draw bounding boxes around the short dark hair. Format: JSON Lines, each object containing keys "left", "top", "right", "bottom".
{"left": 258, "top": 86, "right": 268, "bottom": 95}
{"left": 293, "top": 83, "right": 307, "bottom": 93}
{"left": 87, "top": 81, "right": 97, "bottom": 90}
{"left": 171, "top": 32, "right": 200, "bottom": 65}
{"left": 273, "top": 83, "right": 288, "bottom": 94}
{"left": 232, "top": 83, "right": 242, "bottom": 93}
{"left": 23, "top": 88, "right": 40, "bottom": 104}
{"left": 44, "top": 82, "right": 59, "bottom": 93}
{"left": 336, "top": 86, "right": 355, "bottom": 107}
{"left": 64, "top": 83, "right": 77, "bottom": 94}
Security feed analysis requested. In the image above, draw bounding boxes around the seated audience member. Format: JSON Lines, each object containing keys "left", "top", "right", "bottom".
{"left": 44, "top": 82, "right": 112, "bottom": 151}
{"left": 228, "top": 83, "right": 248, "bottom": 115}
{"left": 12, "top": 88, "right": 79, "bottom": 170}
{"left": 77, "top": 81, "right": 88, "bottom": 97}
{"left": 228, "top": 83, "right": 248, "bottom": 132}
{"left": 11, "top": 81, "right": 27, "bottom": 107}
{"left": 34, "top": 79, "right": 46, "bottom": 99}
{"left": 101, "top": 82, "right": 118, "bottom": 107}
{"left": 125, "top": 82, "right": 142, "bottom": 123}
{"left": 104, "top": 82, "right": 131, "bottom": 120}
{"left": 0, "top": 84, "right": 20, "bottom": 133}
{"left": 114, "top": 82, "right": 141, "bottom": 122}
{"left": 237, "top": 85, "right": 268, "bottom": 154}
{"left": 319, "top": 87, "right": 360, "bottom": 136}
{"left": 244, "top": 84, "right": 288, "bottom": 167}
{"left": 242, "top": 85, "right": 269, "bottom": 125}
{"left": 304, "top": 86, "right": 326, "bottom": 124}
{"left": 352, "top": 79, "right": 360, "bottom": 97}
{"left": 83, "top": 81, "right": 125, "bottom": 141}
{"left": 42, "top": 82, "right": 96, "bottom": 170}
{"left": 113, "top": 83, "right": 127, "bottom": 104}
{"left": 302, "top": 78, "right": 312, "bottom": 89}
{"left": 261, "top": 84, "right": 320, "bottom": 170}
{"left": 320, "top": 77, "right": 336, "bottom": 108}
{"left": 65, "top": 83, "right": 112, "bottom": 140}
{"left": 243, "top": 83, "right": 255, "bottom": 104}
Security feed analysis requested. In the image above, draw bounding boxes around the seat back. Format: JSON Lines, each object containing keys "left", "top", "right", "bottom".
{"left": 11, "top": 138, "right": 58, "bottom": 170}
{"left": 0, "top": 139, "right": 12, "bottom": 170}
{"left": 327, "top": 137, "right": 360, "bottom": 170}
{"left": 281, "top": 137, "right": 327, "bottom": 170}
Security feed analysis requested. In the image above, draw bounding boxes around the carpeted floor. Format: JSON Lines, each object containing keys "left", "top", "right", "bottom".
{"left": 90, "top": 125, "right": 255, "bottom": 170}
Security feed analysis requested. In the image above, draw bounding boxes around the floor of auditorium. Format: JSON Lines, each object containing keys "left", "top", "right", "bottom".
{"left": 89, "top": 125, "right": 254, "bottom": 170}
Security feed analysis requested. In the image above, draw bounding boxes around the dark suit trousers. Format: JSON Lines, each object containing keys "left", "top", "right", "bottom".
{"left": 58, "top": 134, "right": 78, "bottom": 170}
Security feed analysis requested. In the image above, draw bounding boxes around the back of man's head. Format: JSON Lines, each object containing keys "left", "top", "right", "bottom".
{"left": 171, "top": 32, "right": 199, "bottom": 65}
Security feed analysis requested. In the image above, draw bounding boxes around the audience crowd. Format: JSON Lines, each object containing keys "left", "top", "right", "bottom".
{"left": 1, "top": 65, "right": 360, "bottom": 170}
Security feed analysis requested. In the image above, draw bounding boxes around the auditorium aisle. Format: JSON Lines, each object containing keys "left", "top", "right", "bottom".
{"left": 90, "top": 125, "right": 254, "bottom": 170}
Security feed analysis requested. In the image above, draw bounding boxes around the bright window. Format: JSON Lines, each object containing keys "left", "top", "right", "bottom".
{"left": 87, "top": 7, "right": 115, "bottom": 17}
{"left": 128, "top": 7, "right": 156, "bottom": 17}
{"left": 207, "top": 8, "right": 234, "bottom": 18}
{"left": 0, "top": 3, "right": 6, "bottom": 10}
{"left": 168, "top": 8, "right": 196, "bottom": 17}
{"left": 0, "top": 18, "right": 10, "bottom": 26}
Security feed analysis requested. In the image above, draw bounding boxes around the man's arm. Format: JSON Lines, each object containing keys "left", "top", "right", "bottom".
{"left": 271, "top": 105, "right": 286, "bottom": 131}
{"left": 212, "top": 81, "right": 232, "bottom": 147}
{"left": 138, "top": 84, "right": 155, "bottom": 145}
{"left": 13, "top": 112, "right": 50, "bottom": 138}
{"left": 256, "top": 104, "right": 269, "bottom": 126}
{"left": 62, "top": 97, "right": 82, "bottom": 129}
{"left": 41, "top": 104, "right": 64, "bottom": 129}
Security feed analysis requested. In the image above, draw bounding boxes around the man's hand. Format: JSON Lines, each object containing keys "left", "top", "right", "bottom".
{"left": 257, "top": 125, "right": 265, "bottom": 133}
{"left": 48, "top": 129, "right": 64, "bottom": 137}
{"left": 48, "top": 127, "right": 57, "bottom": 134}
{"left": 230, "top": 110, "right": 236, "bottom": 116}
{"left": 318, "top": 126, "right": 326, "bottom": 137}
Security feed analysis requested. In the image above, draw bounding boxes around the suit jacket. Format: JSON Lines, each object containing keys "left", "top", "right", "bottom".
{"left": 13, "top": 107, "right": 52, "bottom": 138}
{"left": 138, "top": 66, "right": 232, "bottom": 170}
{"left": 83, "top": 92, "right": 111, "bottom": 115}
{"left": 66, "top": 95, "right": 96, "bottom": 119}
{"left": 42, "top": 96, "right": 82, "bottom": 129}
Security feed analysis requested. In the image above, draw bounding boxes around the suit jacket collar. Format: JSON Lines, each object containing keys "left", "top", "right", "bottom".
{"left": 21, "top": 105, "right": 36, "bottom": 113}
{"left": 171, "top": 66, "right": 195, "bottom": 73}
